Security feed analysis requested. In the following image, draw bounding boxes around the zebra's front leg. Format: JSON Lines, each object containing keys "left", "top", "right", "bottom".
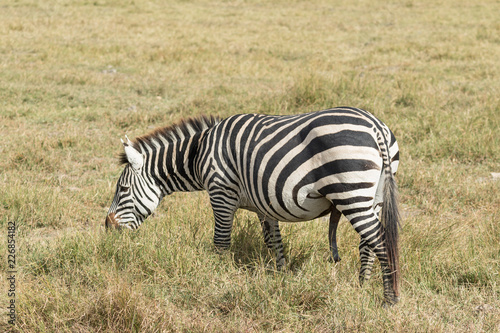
{"left": 328, "top": 208, "right": 342, "bottom": 263}
{"left": 210, "top": 195, "right": 237, "bottom": 250}
{"left": 258, "top": 214, "right": 286, "bottom": 269}
{"left": 358, "top": 239, "right": 376, "bottom": 285}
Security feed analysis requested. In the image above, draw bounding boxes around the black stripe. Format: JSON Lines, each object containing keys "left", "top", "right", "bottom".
{"left": 333, "top": 196, "right": 374, "bottom": 207}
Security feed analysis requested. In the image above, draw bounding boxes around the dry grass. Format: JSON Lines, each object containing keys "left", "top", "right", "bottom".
{"left": 1, "top": 0, "right": 499, "bottom": 331}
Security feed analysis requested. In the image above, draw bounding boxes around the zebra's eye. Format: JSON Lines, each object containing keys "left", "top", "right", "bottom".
{"left": 120, "top": 185, "right": 130, "bottom": 192}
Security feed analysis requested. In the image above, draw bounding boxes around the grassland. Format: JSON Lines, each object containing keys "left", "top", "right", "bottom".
{"left": 1, "top": 0, "right": 499, "bottom": 331}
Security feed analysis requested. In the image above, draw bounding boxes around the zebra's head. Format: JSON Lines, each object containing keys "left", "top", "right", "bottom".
{"left": 106, "top": 136, "right": 162, "bottom": 230}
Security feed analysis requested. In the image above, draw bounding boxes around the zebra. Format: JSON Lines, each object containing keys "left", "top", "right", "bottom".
{"left": 105, "top": 107, "right": 401, "bottom": 305}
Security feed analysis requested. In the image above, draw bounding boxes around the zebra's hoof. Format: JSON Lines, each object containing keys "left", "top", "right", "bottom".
{"left": 276, "top": 263, "right": 286, "bottom": 272}
{"left": 265, "top": 259, "right": 286, "bottom": 272}
{"left": 382, "top": 296, "right": 400, "bottom": 308}
{"left": 327, "top": 255, "right": 341, "bottom": 263}
{"left": 214, "top": 245, "right": 230, "bottom": 253}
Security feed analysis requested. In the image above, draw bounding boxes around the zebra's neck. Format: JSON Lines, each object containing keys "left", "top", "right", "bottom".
{"left": 130, "top": 116, "right": 220, "bottom": 195}
{"left": 152, "top": 135, "right": 205, "bottom": 194}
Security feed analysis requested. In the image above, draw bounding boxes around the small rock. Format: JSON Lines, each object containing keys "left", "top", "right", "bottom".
{"left": 102, "top": 65, "right": 117, "bottom": 74}
{"left": 491, "top": 172, "right": 500, "bottom": 180}
{"left": 474, "top": 304, "right": 493, "bottom": 313}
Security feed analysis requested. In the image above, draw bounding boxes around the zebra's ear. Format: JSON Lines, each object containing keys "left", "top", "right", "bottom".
{"left": 121, "top": 136, "right": 143, "bottom": 171}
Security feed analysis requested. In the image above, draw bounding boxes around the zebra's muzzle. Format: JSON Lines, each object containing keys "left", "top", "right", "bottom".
{"left": 105, "top": 213, "right": 121, "bottom": 230}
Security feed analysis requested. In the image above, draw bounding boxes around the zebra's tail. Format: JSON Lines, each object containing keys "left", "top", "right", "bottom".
{"left": 375, "top": 126, "right": 401, "bottom": 299}
{"left": 381, "top": 164, "right": 401, "bottom": 297}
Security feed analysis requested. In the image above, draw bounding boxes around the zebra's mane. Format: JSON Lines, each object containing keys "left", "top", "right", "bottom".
{"left": 118, "top": 115, "right": 221, "bottom": 165}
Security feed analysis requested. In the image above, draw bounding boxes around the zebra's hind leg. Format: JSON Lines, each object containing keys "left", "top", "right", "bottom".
{"left": 328, "top": 208, "right": 342, "bottom": 263}
{"left": 358, "top": 239, "right": 376, "bottom": 285}
{"left": 344, "top": 209, "right": 399, "bottom": 305}
{"left": 258, "top": 214, "right": 286, "bottom": 269}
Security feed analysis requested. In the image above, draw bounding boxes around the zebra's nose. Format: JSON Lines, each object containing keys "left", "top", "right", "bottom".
{"left": 105, "top": 213, "right": 121, "bottom": 230}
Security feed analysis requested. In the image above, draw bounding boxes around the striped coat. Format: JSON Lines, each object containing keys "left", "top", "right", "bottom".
{"left": 106, "top": 107, "right": 401, "bottom": 305}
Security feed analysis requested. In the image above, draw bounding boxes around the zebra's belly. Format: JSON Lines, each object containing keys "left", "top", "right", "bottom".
{"left": 240, "top": 194, "right": 332, "bottom": 222}
{"left": 274, "top": 194, "right": 333, "bottom": 222}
